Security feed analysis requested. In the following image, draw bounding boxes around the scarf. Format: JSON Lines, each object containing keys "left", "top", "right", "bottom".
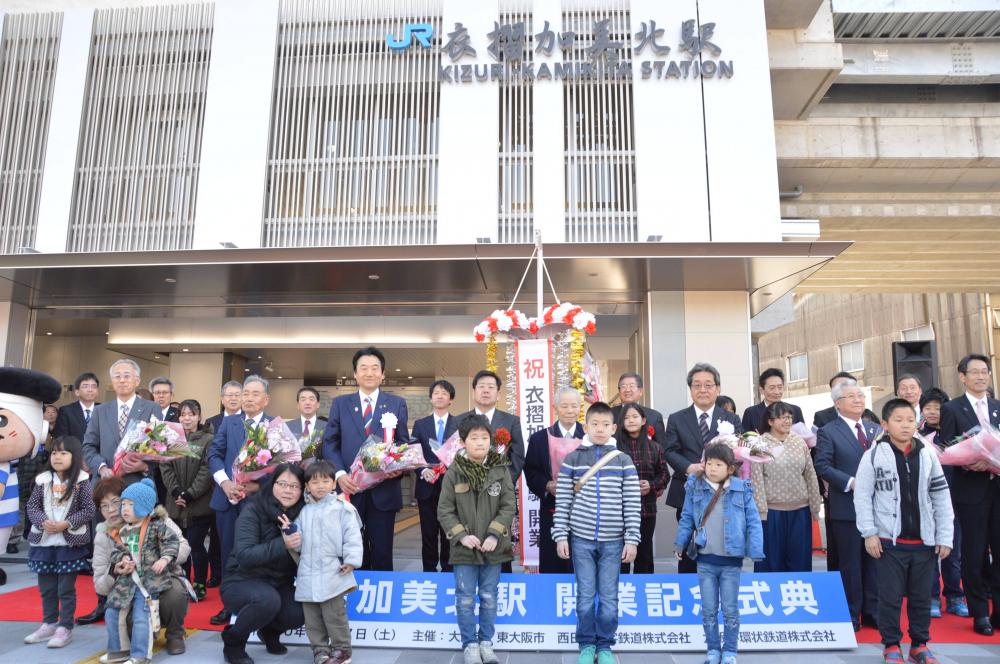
{"left": 454, "top": 449, "right": 509, "bottom": 491}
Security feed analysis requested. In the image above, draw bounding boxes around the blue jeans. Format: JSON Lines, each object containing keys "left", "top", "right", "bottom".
{"left": 454, "top": 563, "right": 501, "bottom": 648}
{"left": 571, "top": 534, "right": 623, "bottom": 652}
{"left": 106, "top": 593, "right": 152, "bottom": 659}
{"left": 698, "top": 561, "right": 741, "bottom": 655}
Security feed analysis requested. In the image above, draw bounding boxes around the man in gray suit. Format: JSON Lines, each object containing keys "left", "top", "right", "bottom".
{"left": 286, "top": 386, "right": 327, "bottom": 439}
{"left": 82, "top": 358, "right": 159, "bottom": 485}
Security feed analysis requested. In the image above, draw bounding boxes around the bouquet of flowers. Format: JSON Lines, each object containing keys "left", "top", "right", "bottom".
{"left": 349, "top": 413, "right": 429, "bottom": 492}
{"left": 112, "top": 418, "right": 195, "bottom": 475}
{"left": 231, "top": 417, "right": 302, "bottom": 484}
{"left": 298, "top": 427, "right": 323, "bottom": 469}
{"left": 706, "top": 422, "right": 780, "bottom": 480}
{"left": 548, "top": 432, "right": 582, "bottom": 481}
{"left": 937, "top": 426, "right": 1000, "bottom": 473}
{"left": 423, "top": 431, "right": 464, "bottom": 485}
{"left": 790, "top": 422, "right": 817, "bottom": 449}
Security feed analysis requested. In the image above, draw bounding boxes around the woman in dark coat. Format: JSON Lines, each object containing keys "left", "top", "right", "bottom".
{"left": 219, "top": 463, "right": 306, "bottom": 664}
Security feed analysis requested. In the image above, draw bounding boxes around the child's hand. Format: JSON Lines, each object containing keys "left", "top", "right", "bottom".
{"left": 674, "top": 550, "right": 683, "bottom": 560}
{"left": 936, "top": 545, "right": 952, "bottom": 560}
{"left": 339, "top": 564, "right": 355, "bottom": 576}
{"left": 556, "top": 540, "right": 570, "bottom": 559}
{"left": 460, "top": 535, "right": 482, "bottom": 550}
{"left": 621, "top": 543, "right": 637, "bottom": 564}
{"left": 114, "top": 557, "right": 136, "bottom": 575}
{"left": 864, "top": 535, "right": 882, "bottom": 559}
{"left": 480, "top": 535, "right": 498, "bottom": 553}
{"left": 151, "top": 557, "right": 169, "bottom": 574}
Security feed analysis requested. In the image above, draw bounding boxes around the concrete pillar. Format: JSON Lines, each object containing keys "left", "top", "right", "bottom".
{"left": 0, "top": 301, "right": 34, "bottom": 368}
{"left": 532, "top": 0, "right": 566, "bottom": 243}
{"left": 168, "top": 352, "right": 226, "bottom": 422}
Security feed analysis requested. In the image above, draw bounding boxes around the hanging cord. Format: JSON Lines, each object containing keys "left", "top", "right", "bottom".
{"left": 507, "top": 246, "right": 537, "bottom": 309}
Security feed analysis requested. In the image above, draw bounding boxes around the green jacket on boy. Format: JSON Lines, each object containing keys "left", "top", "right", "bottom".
{"left": 437, "top": 450, "right": 516, "bottom": 566}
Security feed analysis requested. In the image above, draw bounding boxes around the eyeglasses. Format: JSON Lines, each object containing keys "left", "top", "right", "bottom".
{"left": 964, "top": 369, "right": 991, "bottom": 376}
{"left": 99, "top": 498, "right": 121, "bottom": 512}
{"left": 274, "top": 481, "right": 301, "bottom": 491}
{"left": 773, "top": 415, "right": 794, "bottom": 422}
{"left": 690, "top": 383, "right": 717, "bottom": 391}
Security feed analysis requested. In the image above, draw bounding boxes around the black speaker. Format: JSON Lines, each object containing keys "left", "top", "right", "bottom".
{"left": 892, "top": 341, "right": 938, "bottom": 391}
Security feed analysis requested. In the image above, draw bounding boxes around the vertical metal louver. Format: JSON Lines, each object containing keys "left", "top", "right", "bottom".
{"left": 563, "top": 0, "right": 637, "bottom": 244}
{"left": 263, "top": 0, "right": 442, "bottom": 248}
{"left": 0, "top": 12, "right": 62, "bottom": 255}
{"left": 67, "top": 3, "right": 213, "bottom": 252}
{"left": 497, "top": 4, "right": 533, "bottom": 245}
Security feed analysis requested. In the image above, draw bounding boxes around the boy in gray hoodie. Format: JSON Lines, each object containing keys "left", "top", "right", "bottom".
{"left": 854, "top": 398, "right": 953, "bottom": 664}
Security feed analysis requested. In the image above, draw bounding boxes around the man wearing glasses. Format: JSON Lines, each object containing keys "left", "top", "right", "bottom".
{"left": 663, "top": 363, "right": 743, "bottom": 573}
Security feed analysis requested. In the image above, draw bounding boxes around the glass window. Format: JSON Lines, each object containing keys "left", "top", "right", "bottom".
{"left": 839, "top": 340, "right": 864, "bottom": 373}
{"left": 787, "top": 354, "right": 808, "bottom": 383}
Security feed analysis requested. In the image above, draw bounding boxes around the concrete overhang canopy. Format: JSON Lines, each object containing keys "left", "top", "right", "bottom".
{"left": 0, "top": 242, "right": 849, "bottom": 318}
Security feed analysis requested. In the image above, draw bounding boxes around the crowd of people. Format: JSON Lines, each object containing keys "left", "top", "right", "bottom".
{"left": 2, "top": 345, "right": 999, "bottom": 664}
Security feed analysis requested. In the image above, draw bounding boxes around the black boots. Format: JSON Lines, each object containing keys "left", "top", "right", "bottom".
{"left": 76, "top": 595, "right": 106, "bottom": 625}
{"left": 221, "top": 629, "right": 254, "bottom": 664}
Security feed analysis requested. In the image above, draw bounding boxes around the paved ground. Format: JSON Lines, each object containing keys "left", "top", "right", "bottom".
{"left": 2, "top": 506, "right": 999, "bottom": 663}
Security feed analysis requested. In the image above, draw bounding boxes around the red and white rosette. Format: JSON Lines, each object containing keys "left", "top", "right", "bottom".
{"left": 380, "top": 412, "right": 398, "bottom": 444}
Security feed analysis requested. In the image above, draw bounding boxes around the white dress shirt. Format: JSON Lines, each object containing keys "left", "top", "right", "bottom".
{"left": 214, "top": 411, "right": 264, "bottom": 486}
{"left": 475, "top": 407, "right": 497, "bottom": 423}
{"left": 694, "top": 405, "right": 715, "bottom": 424}
{"left": 557, "top": 422, "right": 576, "bottom": 438}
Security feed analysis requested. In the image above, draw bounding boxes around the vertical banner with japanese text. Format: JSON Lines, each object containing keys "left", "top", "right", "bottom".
{"left": 513, "top": 338, "right": 554, "bottom": 567}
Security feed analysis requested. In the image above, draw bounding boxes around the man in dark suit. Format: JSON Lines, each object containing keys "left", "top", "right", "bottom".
{"left": 524, "top": 386, "right": 584, "bottom": 573}
{"left": 456, "top": 370, "right": 526, "bottom": 481}
{"left": 664, "top": 362, "right": 743, "bottom": 573}
{"left": 206, "top": 374, "right": 272, "bottom": 624}
{"left": 814, "top": 379, "right": 882, "bottom": 632}
{"left": 939, "top": 353, "right": 1000, "bottom": 635}
{"left": 149, "top": 377, "right": 180, "bottom": 422}
{"left": 741, "top": 367, "right": 804, "bottom": 434}
{"left": 53, "top": 372, "right": 100, "bottom": 441}
{"left": 286, "top": 386, "right": 327, "bottom": 439}
{"left": 411, "top": 380, "right": 458, "bottom": 572}
{"left": 611, "top": 371, "right": 667, "bottom": 449}
{"left": 322, "top": 347, "right": 409, "bottom": 572}
{"left": 82, "top": 359, "right": 159, "bottom": 484}
{"left": 205, "top": 380, "right": 243, "bottom": 434}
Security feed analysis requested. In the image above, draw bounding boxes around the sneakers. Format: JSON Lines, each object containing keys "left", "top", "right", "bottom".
{"left": 463, "top": 644, "right": 481, "bottom": 664}
{"left": 929, "top": 599, "right": 941, "bottom": 618}
{"left": 193, "top": 582, "right": 207, "bottom": 601}
{"left": 47, "top": 626, "right": 73, "bottom": 648}
{"left": 23, "top": 623, "right": 56, "bottom": 644}
{"left": 704, "top": 651, "right": 722, "bottom": 664}
{"left": 479, "top": 641, "right": 499, "bottom": 664}
{"left": 908, "top": 646, "right": 940, "bottom": 664}
{"left": 328, "top": 650, "right": 352, "bottom": 664}
{"left": 577, "top": 645, "right": 596, "bottom": 664}
{"left": 721, "top": 654, "right": 737, "bottom": 664}
{"left": 98, "top": 652, "right": 130, "bottom": 664}
{"left": 945, "top": 596, "right": 970, "bottom": 617}
{"left": 883, "top": 645, "right": 905, "bottom": 663}
{"left": 597, "top": 650, "right": 616, "bottom": 664}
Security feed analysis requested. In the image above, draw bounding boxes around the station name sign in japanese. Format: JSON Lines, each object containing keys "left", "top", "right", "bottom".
{"left": 387, "top": 18, "right": 735, "bottom": 84}
{"left": 267, "top": 571, "right": 856, "bottom": 651}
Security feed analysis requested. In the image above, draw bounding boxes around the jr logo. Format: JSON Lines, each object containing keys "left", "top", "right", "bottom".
{"left": 386, "top": 23, "right": 433, "bottom": 50}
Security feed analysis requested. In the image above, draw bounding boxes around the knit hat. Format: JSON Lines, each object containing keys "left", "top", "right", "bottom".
{"left": 0, "top": 367, "right": 62, "bottom": 455}
{"left": 122, "top": 478, "right": 158, "bottom": 518}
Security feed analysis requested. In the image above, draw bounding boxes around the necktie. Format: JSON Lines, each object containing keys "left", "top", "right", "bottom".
{"left": 698, "top": 412, "right": 710, "bottom": 442}
{"left": 303, "top": 419, "right": 311, "bottom": 437}
{"left": 363, "top": 398, "right": 373, "bottom": 437}
{"left": 84, "top": 409, "right": 91, "bottom": 425}
{"left": 119, "top": 403, "right": 129, "bottom": 437}
{"left": 436, "top": 418, "right": 445, "bottom": 444}
{"left": 855, "top": 423, "right": 868, "bottom": 450}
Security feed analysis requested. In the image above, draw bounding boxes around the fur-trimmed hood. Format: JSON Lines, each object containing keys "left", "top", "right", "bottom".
{"left": 34, "top": 469, "right": 90, "bottom": 485}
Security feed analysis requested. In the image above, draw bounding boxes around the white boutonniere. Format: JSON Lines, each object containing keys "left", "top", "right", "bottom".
{"left": 715, "top": 420, "right": 735, "bottom": 437}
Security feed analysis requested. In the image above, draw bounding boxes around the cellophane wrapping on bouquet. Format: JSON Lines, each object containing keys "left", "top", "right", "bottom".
{"left": 705, "top": 423, "right": 781, "bottom": 480}
{"left": 937, "top": 426, "right": 1000, "bottom": 473}
{"left": 790, "top": 422, "right": 817, "bottom": 449}
{"left": 349, "top": 437, "right": 429, "bottom": 492}
{"left": 232, "top": 417, "right": 303, "bottom": 484}
{"left": 424, "top": 431, "right": 464, "bottom": 485}
{"left": 112, "top": 418, "right": 195, "bottom": 475}
{"left": 547, "top": 432, "right": 582, "bottom": 481}
{"left": 298, "top": 428, "right": 323, "bottom": 469}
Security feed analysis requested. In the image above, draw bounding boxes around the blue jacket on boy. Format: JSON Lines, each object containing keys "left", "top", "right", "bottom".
{"left": 674, "top": 474, "right": 765, "bottom": 560}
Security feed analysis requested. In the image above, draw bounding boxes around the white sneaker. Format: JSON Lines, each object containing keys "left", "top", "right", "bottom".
{"left": 23, "top": 623, "right": 56, "bottom": 644}
{"left": 463, "top": 643, "right": 482, "bottom": 664}
{"left": 46, "top": 626, "right": 73, "bottom": 648}
{"left": 99, "top": 651, "right": 131, "bottom": 663}
{"left": 479, "top": 640, "right": 499, "bottom": 664}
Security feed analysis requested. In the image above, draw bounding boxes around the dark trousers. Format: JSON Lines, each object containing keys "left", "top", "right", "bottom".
{"left": 209, "top": 519, "right": 222, "bottom": 580}
{"left": 755, "top": 507, "right": 812, "bottom": 573}
{"left": 622, "top": 516, "right": 657, "bottom": 574}
{"left": 539, "top": 506, "right": 572, "bottom": 574}
{"left": 182, "top": 515, "right": 214, "bottom": 585}
{"left": 159, "top": 578, "right": 190, "bottom": 640}
{"left": 877, "top": 546, "right": 937, "bottom": 647}
{"left": 216, "top": 506, "right": 241, "bottom": 579}
{"left": 676, "top": 510, "right": 697, "bottom": 574}
{"left": 38, "top": 572, "right": 77, "bottom": 629}
{"left": 832, "top": 519, "right": 878, "bottom": 618}
{"left": 931, "top": 514, "right": 963, "bottom": 600}
{"left": 823, "top": 497, "right": 839, "bottom": 571}
{"left": 354, "top": 491, "right": 396, "bottom": 571}
{"left": 417, "top": 491, "right": 451, "bottom": 572}
{"left": 955, "top": 484, "right": 1000, "bottom": 619}
{"left": 222, "top": 578, "right": 304, "bottom": 643}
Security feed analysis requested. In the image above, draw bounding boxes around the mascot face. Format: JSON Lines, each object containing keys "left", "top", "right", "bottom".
{"left": 0, "top": 407, "right": 37, "bottom": 462}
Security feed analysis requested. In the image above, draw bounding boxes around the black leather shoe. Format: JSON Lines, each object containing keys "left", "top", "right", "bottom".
{"left": 258, "top": 629, "right": 287, "bottom": 655}
{"left": 206, "top": 576, "right": 222, "bottom": 588}
{"left": 973, "top": 618, "right": 994, "bottom": 636}
{"left": 0, "top": 568, "right": 6, "bottom": 586}
{"left": 210, "top": 609, "right": 232, "bottom": 626}
{"left": 76, "top": 596, "right": 106, "bottom": 625}
{"left": 990, "top": 614, "right": 1000, "bottom": 629}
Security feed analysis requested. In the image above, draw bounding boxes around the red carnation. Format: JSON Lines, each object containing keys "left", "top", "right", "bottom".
{"left": 495, "top": 427, "right": 512, "bottom": 446}
{"left": 585, "top": 321, "right": 596, "bottom": 334}
{"left": 563, "top": 306, "right": 583, "bottom": 325}
{"left": 488, "top": 318, "right": 499, "bottom": 332}
{"left": 475, "top": 332, "right": 485, "bottom": 343}
{"left": 529, "top": 321, "right": 539, "bottom": 335}
{"left": 647, "top": 425, "right": 656, "bottom": 439}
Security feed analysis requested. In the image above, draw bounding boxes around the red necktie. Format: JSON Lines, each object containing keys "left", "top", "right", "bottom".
{"left": 363, "top": 398, "right": 373, "bottom": 437}
{"left": 303, "top": 419, "right": 311, "bottom": 437}
{"left": 855, "top": 423, "right": 868, "bottom": 450}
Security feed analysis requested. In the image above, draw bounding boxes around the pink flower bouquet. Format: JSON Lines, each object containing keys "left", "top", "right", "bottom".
{"left": 548, "top": 432, "right": 582, "bottom": 481}
{"left": 349, "top": 435, "right": 429, "bottom": 492}
{"left": 112, "top": 419, "right": 194, "bottom": 475}
{"left": 938, "top": 426, "right": 1000, "bottom": 473}
{"left": 424, "top": 431, "right": 464, "bottom": 485}
{"left": 231, "top": 417, "right": 302, "bottom": 484}
{"left": 705, "top": 426, "right": 779, "bottom": 480}
{"left": 790, "top": 422, "right": 817, "bottom": 449}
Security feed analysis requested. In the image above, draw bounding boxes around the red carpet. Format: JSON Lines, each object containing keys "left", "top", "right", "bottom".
{"left": 0, "top": 576, "right": 227, "bottom": 632}
{"left": 853, "top": 598, "right": 996, "bottom": 645}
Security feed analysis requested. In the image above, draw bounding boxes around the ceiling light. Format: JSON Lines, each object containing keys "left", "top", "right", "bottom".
{"left": 182, "top": 348, "right": 189, "bottom": 352}
{"left": 395, "top": 368, "right": 401, "bottom": 372}
{"left": 244, "top": 368, "right": 250, "bottom": 372}
{"left": 368, "top": 274, "right": 380, "bottom": 280}
{"left": 407, "top": 376, "right": 413, "bottom": 379}
{"left": 164, "top": 277, "right": 176, "bottom": 284}
{"left": 45, "top": 331, "right": 52, "bottom": 336}
{"left": 277, "top": 376, "right": 283, "bottom": 379}
{"left": 257, "top": 355, "right": 262, "bottom": 359}
{"left": 154, "top": 354, "right": 161, "bottom": 359}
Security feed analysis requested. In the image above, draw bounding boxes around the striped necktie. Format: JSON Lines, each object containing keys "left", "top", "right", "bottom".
{"left": 698, "top": 412, "right": 710, "bottom": 442}
{"left": 363, "top": 397, "right": 373, "bottom": 437}
{"left": 118, "top": 403, "right": 129, "bottom": 437}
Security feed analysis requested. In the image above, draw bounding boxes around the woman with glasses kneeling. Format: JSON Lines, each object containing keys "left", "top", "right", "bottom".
{"left": 220, "top": 464, "right": 306, "bottom": 664}
{"left": 750, "top": 402, "right": 822, "bottom": 572}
